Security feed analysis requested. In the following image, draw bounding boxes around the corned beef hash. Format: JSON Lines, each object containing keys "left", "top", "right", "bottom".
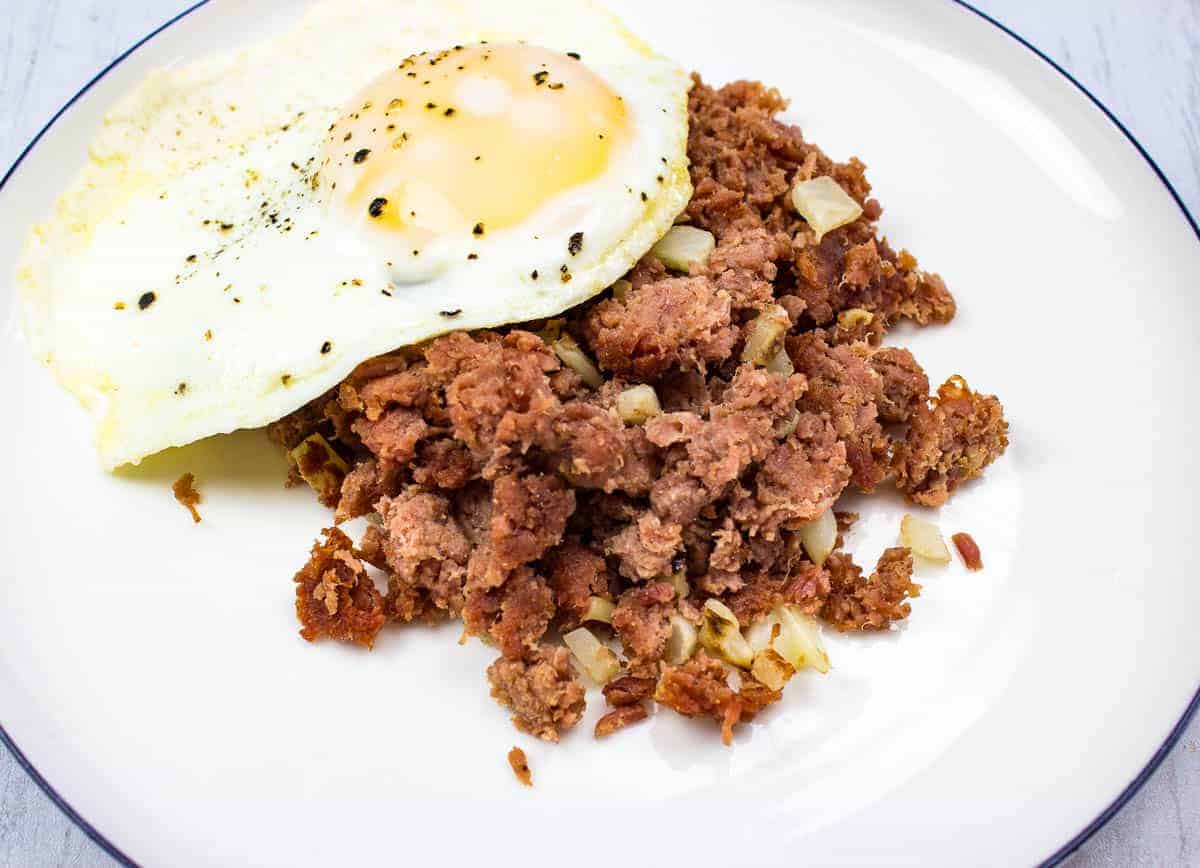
{"left": 19, "top": 0, "right": 1008, "bottom": 747}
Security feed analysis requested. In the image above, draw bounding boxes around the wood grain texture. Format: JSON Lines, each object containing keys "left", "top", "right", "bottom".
{"left": 1, "top": 1, "right": 1197, "bottom": 866}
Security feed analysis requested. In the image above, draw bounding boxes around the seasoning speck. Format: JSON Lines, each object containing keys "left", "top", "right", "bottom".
{"left": 353, "top": 148, "right": 371, "bottom": 163}
{"left": 472, "top": 222, "right": 485, "bottom": 236}
{"left": 443, "top": 107, "right": 456, "bottom": 117}
{"left": 531, "top": 270, "right": 539, "bottom": 280}
{"left": 368, "top": 197, "right": 388, "bottom": 218}
{"left": 172, "top": 473, "right": 202, "bottom": 524}
{"left": 439, "top": 309, "right": 462, "bottom": 318}
{"left": 185, "top": 254, "right": 197, "bottom": 263}
{"left": 281, "top": 374, "right": 293, "bottom": 386}
{"left": 567, "top": 51, "right": 581, "bottom": 59}
{"left": 320, "top": 340, "right": 332, "bottom": 354}
{"left": 533, "top": 71, "right": 549, "bottom": 86}
{"left": 138, "top": 291, "right": 157, "bottom": 310}
{"left": 174, "top": 382, "right": 188, "bottom": 396}
{"left": 467, "top": 253, "right": 479, "bottom": 260}
{"left": 568, "top": 232, "right": 583, "bottom": 256}
{"left": 113, "top": 301, "right": 126, "bottom": 311}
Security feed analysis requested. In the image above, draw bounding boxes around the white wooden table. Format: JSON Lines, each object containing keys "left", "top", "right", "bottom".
{"left": 1, "top": 1, "right": 1197, "bottom": 865}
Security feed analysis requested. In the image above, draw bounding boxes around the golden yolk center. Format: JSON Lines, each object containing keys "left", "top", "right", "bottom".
{"left": 320, "top": 43, "right": 630, "bottom": 248}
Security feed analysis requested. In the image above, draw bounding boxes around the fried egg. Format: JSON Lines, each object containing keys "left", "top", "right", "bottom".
{"left": 17, "top": 0, "right": 692, "bottom": 469}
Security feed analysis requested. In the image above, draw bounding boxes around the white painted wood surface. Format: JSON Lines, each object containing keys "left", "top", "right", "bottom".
{"left": 1, "top": 0, "right": 1197, "bottom": 865}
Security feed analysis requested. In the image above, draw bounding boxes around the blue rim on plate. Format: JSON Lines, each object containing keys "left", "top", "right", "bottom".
{"left": 1, "top": 1, "right": 1197, "bottom": 865}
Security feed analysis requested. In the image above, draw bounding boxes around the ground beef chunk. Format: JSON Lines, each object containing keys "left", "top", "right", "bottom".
{"left": 293, "top": 527, "right": 387, "bottom": 648}
{"left": 870, "top": 347, "right": 930, "bottom": 424}
{"left": 411, "top": 438, "right": 474, "bottom": 490}
{"left": 490, "top": 568, "right": 556, "bottom": 659}
{"left": 894, "top": 376, "right": 1009, "bottom": 506}
{"left": 821, "top": 548, "right": 919, "bottom": 632}
{"left": 611, "top": 582, "right": 676, "bottom": 675}
{"left": 655, "top": 652, "right": 742, "bottom": 745}
{"left": 488, "top": 473, "right": 576, "bottom": 582}
{"left": 335, "top": 458, "right": 403, "bottom": 523}
{"left": 595, "top": 704, "right": 649, "bottom": 739}
{"left": 952, "top": 532, "right": 983, "bottom": 570}
{"left": 707, "top": 228, "right": 792, "bottom": 312}
{"left": 544, "top": 542, "right": 612, "bottom": 628}
{"left": 377, "top": 488, "right": 470, "bottom": 616}
{"left": 790, "top": 334, "right": 887, "bottom": 491}
{"left": 583, "top": 276, "right": 737, "bottom": 380}
{"left": 738, "top": 677, "right": 783, "bottom": 720}
{"left": 550, "top": 402, "right": 655, "bottom": 495}
{"left": 428, "top": 331, "right": 560, "bottom": 472}
{"left": 351, "top": 407, "right": 429, "bottom": 464}
{"left": 730, "top": 414, "right": 849, "bottom": 539}
{"left": 603, "top": 675, "right": 657, "bottom": 706}
{"left": 507, "top": 747, "right": 533, "bottom": 786}
{"left": 487, "top": 645, "right": 586, "bottom": 742}
{"left": 607, "top": 513, "right": 682, "bottom": 581}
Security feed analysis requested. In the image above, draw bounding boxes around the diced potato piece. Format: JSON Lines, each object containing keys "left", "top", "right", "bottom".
{"left": 563, "top": 627, "right": 620, "bottom": 683}
{"left": 582, "top": 595, "right": 614, "bottom": 624}
{"left": 774, "top": 605, "right": 830, "bottom": 674}
{"left": 699, "top": 599, "right": 753, "bottom": 669}
{"left": 799, "top": 509, "right": 837, "bottom": 566}
{"left": 616, "top": 384, "right": 662, "bottom": 425}
{"left": 552, "top": 335, "right": 603, "bottom": 388}
{"left": 741, "top": 304, "right": 791, "bottom": 366}
{"left": 900, "top": 514, "right": 951, "bottom": 563}
{"left": 289, "top": 433, "right": 349, "bottom": 504}
{"left": 791, "top": 176, "right": 864, "bottom": 240}
{"left": 751, "top": 647, "right": 796, "bottom": 691}
{"left": 611, "top": 278, "right": 632, "bottom": 302}
{"left": 651, "top": 225, "right": 715, "bottom": 272}
{"left": 664, "top": 614, "right": 698, "bottom": 665}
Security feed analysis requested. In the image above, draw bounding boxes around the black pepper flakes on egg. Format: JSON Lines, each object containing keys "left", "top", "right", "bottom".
{"left": 281, "top": 374, "right": 292, "bottom": 386}
{"left": 640, "top": 192, "right": 648, "bottom": 202}
{"left": 548, "top": 82, "right": 564, "bottom": 91}
{"left": 138, "top": 291, "right": 157, "bottom": 310}
{"left": 425, "top": 102, "right": 437, "bottom": 110}
{"left": 568, "top": 232, "right": 584, "bottom": 256}
{"left": 185, "top": 254, "right": 197, "bottom": 263}
{"left": 473, "top": 223, "right": 485, "bottom": 236}
{"left": 467, "top": 253, "right": 479, "bottom": 260}
{"left": 567, "top": 51, "right": 581, "bottom": 59}
{"left": 320, "top": 341, "right": 332, "bottom": 354}
{"left": 114, "top": 301, "right": 126, "bottom": 311}
{"left": 353, "top": 148, "right": 371, "bottom": 163}
{"left": 533, "top": 71, "right": 549, "bottom": 86}
{"left": 175, "top": 382, "right": 188, "bottom": 396}
{"left": 439, "top": 309, "right": 462, "bottom": 318}
{"left": 531, "top": 270, "right": 539, "bottom": 280}
{"left": 368, "top": 197, "right": 388, "bottom": 218}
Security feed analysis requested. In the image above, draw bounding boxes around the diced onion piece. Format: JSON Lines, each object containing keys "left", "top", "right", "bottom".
{"left": 611, "top": 278, "right": 632, "bottom": 302}
{"left": 616, "top": 384, "right": 662, "bottom": 425}
{"left": 664, "top": 614, "right": 698, "bottom": 665}
{"left": 791, "top": 176, "right": 864, "bottom": 241}
{"left": 582, "top": 595, "right": 614, "bottom": 624}
{"left": 745, "top": 616, "right": 776, "bottom": 653}
{"left": 741, "top": 304, "right": 791, "bottom": 366}
{"left": 774, "top": 605, "right": 830, "bottom": 674}
{"left": 900, "top": 514, "right": 951, "bottom": 563}
{"left": 668, "top": 570, "right": 689, "bottom": 600}
{"left": 289, "top": 433, "right": 349, "bottom": 504}
{"left": 563, "top": 627, "right": 620, "bottom": 683}
{"left": 699, "top": 599, "right": 753, "bottom": 669}
{"left": 774, "top": 410, "right": 801, "bottom": 439}
{"left": 552, "top": 335, "right": 603, "bottom": 388}
{"left": 751, "top": 647, "right": 796, "bottom": 692}
{"left": 837, "top": 308, "right": 874, "bottom": 330}
{"left": 536, "top": 317, "right": 566, "bottom": 343}
{"left": 765, "top": 345, "right": 794, "bottom": 377}
{"left": 799, "top": 509, "right": 837, "bottom": 566}
{"left": 651, "top": 225, "right": 715, "bottom": 272}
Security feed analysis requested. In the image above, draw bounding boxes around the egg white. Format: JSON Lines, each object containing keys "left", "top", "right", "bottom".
{"left": 17, "top": 0, "right": 692, "bottom": 469}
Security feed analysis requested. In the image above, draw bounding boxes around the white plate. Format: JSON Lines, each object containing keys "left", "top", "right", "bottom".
{"left": 2, "top": 1, "right": 1198, "bottom": 866}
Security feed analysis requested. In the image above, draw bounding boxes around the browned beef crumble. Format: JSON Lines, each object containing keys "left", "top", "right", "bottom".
{"left": 280, "top": 76, "right": 1009, "bottom": 744}
{"left": 507, "top": 746, "right": 533, "bottom": 786}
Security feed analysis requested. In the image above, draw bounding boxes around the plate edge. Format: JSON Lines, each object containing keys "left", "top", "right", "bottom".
{"left": 0, "top": 1, "right": 1197, "bottom": 866}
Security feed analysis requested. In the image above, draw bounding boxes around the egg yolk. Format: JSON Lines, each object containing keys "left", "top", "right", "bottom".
{"left": 319, "top": 43, "right": 631, "bottom": 253}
